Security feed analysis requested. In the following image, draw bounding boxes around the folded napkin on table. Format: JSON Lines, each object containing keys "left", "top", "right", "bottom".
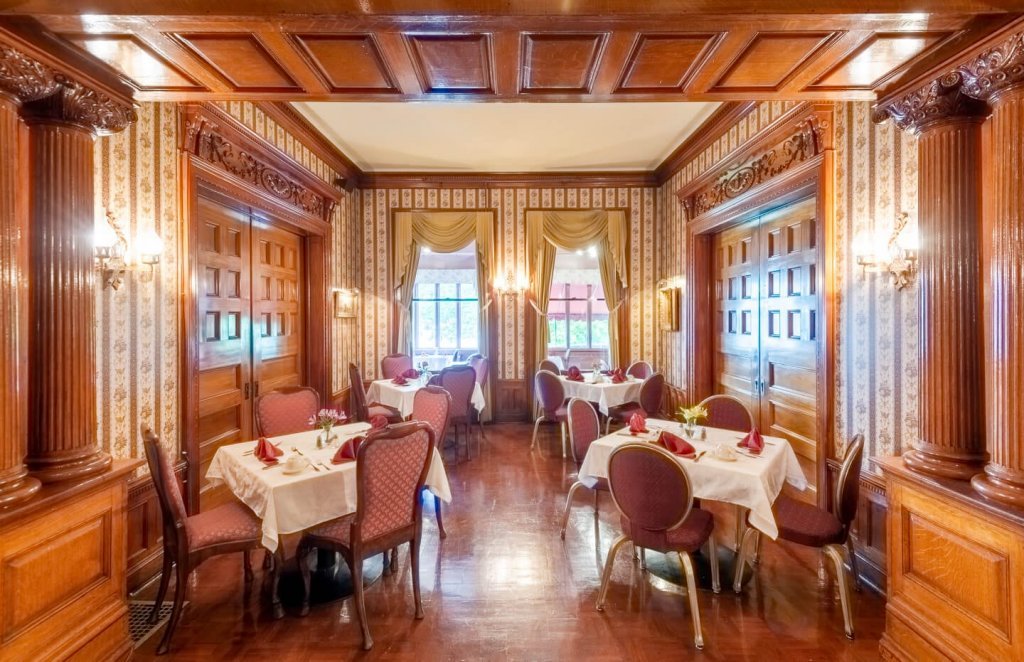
{"left": 659, "top": 431, "right": 696, "bottom": 457}
{"left": 566, "top": 366, "right": 584, "bottom": 382}
{"left": 331, "top": 435, "right": 364, "bottom": 463}
{"left": 401, "top": 368, "right": 420, "bottom": 379}
{"left": 610, "top": 368, "right": 626, "bottom": 384}
{"left": 391, "top": 374, "right": 409, "bottom": 385}
{"left": 628, "top": 411, "right": 648, "bottom": 434}
{"left": 737, "top": 427, "right": 765, "bottom": 454}
{"left": 253, "top": 437, "right": 283, "bottom": 464}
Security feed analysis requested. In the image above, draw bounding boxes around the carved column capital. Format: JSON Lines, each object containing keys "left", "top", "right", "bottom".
{"left": 873, "top": 73, "right": 989, "bottom": 134}
{"left": 959, "top": 31, "right": 1024, "bottom": 102}
{"left": 0, "top": 43, "right": 58, "bottom": 102}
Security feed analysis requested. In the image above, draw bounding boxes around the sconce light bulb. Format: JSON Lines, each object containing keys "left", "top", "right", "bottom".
{"left": 94, "top": 217, "right": 119, "bottom": 250}
{"left": 136, "top": 229, "right": 164, "bottom": 264}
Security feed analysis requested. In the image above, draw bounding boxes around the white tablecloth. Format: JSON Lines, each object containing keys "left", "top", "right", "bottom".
{"left": 205, "top": 423, "right": 451, "bottom": 552}
{"left": 577, "top": 419, "right": 807, "bottom": 539}
{"left": 560, "top": 374, "right": 642, "bottom": 414}
{"left": 367, "top": 378, "right": 485, "bottom": 418}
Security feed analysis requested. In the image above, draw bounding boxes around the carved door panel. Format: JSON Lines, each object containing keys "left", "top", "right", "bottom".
{"left": 195, "top": 195, "right": 252, "bottom": 509}
{"left": 713, "top": 221, "right": 761, "bottom": 421}
{"left": 252, "top": 221, "right": 305, "bottom": 398}
{"left": 758, "top": 198, "right": 819, "bottom": 491}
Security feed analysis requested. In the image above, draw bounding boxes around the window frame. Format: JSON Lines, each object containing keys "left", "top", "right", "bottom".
{"left": 411, "top": 280, "right": 479, "bottom": 353}
{"left": 547, "top": 282, "right": 608, "bottom": 350}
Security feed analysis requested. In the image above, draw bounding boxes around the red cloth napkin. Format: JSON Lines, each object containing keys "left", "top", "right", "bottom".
{"left": 566, "top": 366, "right": 584, "bottom": 382}
{"left": 331, "top": 436, "right": 364, "bottom": 464}
{"left": 628, "top": 412, "right": 648, "bottom": 434}
{"left": 738, "top": 427, "right": 765, "bottom": 454}
{"left": 369, "top": 415, "right": 389, "bottom": 430}
{"left": 401, "top": 368, "right": 420, "bottom": 379}
{"left": 391, "top": 374, "right": 408, "bottom": 385}
{"left": 253, "top": 437, "right": 283, "bottom": 465}
{"left": 610, "top": 368, "right": 626, "bottom": 384}
{"left": 659, "top": 431, "right": 696, "bottom": 457}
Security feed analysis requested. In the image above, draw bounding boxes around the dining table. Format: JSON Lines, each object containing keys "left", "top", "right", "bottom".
{"left": 205, "top": 422, "right": 451, "bottom": 609}
{"left": 559, "top": 372, "right": 642, "bottom": 415}
{"left": 367, "top": 377, "right": 486, "bottom": 418}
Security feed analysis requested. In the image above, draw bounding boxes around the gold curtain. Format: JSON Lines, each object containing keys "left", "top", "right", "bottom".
{"left": 392, "top": 210, "right": 495, "bottom": 419}
{"left": 525, "top": 210, "right": 629, "bottom": 378}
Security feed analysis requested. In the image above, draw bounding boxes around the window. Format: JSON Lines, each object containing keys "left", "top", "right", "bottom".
{"left": 547, "top": 281, "right": 609, "bottom": 349}
{"left": 413, "top": 279, "right": 479, "bottom": 354}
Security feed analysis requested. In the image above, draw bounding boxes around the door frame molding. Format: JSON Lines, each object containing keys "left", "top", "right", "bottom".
{"left": 178, "top": 103, "right": 340, "bottom": 511}
{"left": 679, "top": 102, "right": 835, "bottom": 504}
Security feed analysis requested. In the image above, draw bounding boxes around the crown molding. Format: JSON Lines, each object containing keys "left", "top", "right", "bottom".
{"left": 653, "top": 101, "right": 757, "bottom": 184}
{"left": 358, "top": 170, "right": 657, "bottom": 189}
{"left": 259, "top": 102, "right": 363, "bottom": 185}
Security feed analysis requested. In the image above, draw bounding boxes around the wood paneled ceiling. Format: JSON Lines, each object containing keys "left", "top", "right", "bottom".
{"left": 18, "top": 10, "right": 1016, "bottom": 102}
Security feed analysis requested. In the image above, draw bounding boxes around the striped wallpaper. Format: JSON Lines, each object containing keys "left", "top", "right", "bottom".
{"left": 358, "top": 186, "right": 659, "bottom": 382}
{"left": 655, "top": 100, "right": 920, "bottom": 464}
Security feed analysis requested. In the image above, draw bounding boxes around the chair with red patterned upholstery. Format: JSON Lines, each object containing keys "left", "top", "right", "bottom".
{"left": 597, "top": 442, "right": 720, "bottom": 650}
{"left": 530, "top": 369, "right": 569, "bottom": 456}
{"left": 349, "top": 363, "right": 403, "bottom": 424}
{"left": 143, "top": 425, "right": 266, "bottom": 655}
{"left": 626, "top": 360, "right": 653, "bottom": 379}
{"left": 380, "top": 353, "right": 413, "bottom": 379}
{"left": 411, "top": 386, "right": 451, "bottom": 538}
{"left": 296, "top": 422, "right": 435, "bottom": 650}
{"left": 698, "top": 394, "right": 754, "bottom": 433}
{"left": 440, "top": 364, "right": 478, "bottom": 461}
{"left": 604, "top": 372, "right": 665, "bottom": 434}
{"left": 255, "top": 386, "right": 320, "bottom": 437}
{"left": 559, "top": 398, "right": 609, "bottom": 539}
{"left": 733, "top": 434, "right": 864, "bottom": 639}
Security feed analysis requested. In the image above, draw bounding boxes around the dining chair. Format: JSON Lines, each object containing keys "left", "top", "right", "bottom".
{"left": 698, "top": 393, "right": 755, "bottom": 433}
{"left": 468, "top": 354, "right": 489, "bottom": 437}
{"left": 559, "top": 398, "right": 608, "bottom": 539}
{"left": 381, "top": 353, "right": 413, "bottom": 379}
{"left": 604, "top": 372, "right": 665, "bottom": 434}
{"left": 539, "top": 358, "right": 562, "bottom": 375}
{"left": 732, "top": 434, "right": 865, "bottom": 639}
{"left": 255, "top": 386, "right": 320, "bottom": 437}
{"left": 531, "top": 369, "right": 569, "bottom": 456}
{"left": 349, "top": 362, "right": 403, "bottom": 424}
{"left": 597, "top": 442, "right": 720, "bottom": 650}
{"left": 297, "top": 422, "right": 435, "bottom": 650}
{"left": 626, "top": 360, "right": 653, "bottom": 379}
{"left": 411, "top": 386, "right": 452, "bottom": 538}
{"left": 142, "top": 425, "right": 266, "bottom": 655}
{"left": 440, "top": 364, "right": 478, "bottom": 461}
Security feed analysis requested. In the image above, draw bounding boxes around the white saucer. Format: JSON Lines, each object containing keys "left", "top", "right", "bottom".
{"left": 281, "top": 465, "right": 307, "bottom": 475}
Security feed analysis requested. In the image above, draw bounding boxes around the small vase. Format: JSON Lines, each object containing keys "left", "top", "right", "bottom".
{"left": 317, "top": 426, "right": 332, "bottom": 449}
{"left": 683, "top": 421, "right": 696, "bottom": 437}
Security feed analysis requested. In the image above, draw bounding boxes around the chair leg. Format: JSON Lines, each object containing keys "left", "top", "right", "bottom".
{"left": 381, "top": 551, "right": 391, "bottom": 576}
{"left": 434, "top": 494, "right": 447, "bottom": 539}
{"left": 353, "top": 558, "right": 374, "bottom": 650}
{"left": 640, "top": 547, "right": 646, "bottom": 570}
{"left": 596, "top": 534, "right": 629, "bottom": 611}
{"left": 732, "top": 526, "right": 757, "bottom": 593}
{"left": 707, "top": 536, "right": 721, "bottom": 594}
{"left": 263, "top": 549, "right": 273, "bottom": 569}
{"left": 530, "top": 416, "right": 543, "bottom": 449}
{"left": 678, "top": 552, "right": 705, "bottom": 650}
{"left": 559, "top": 481, "right": 583, "bottom": 539}
{"left": 389, "top": 547, "right": 398, "bottom": 574}
{"left": 825, "top": 544, "right": 855, "bottom": 640}
{"left": 560, "top": 422, "right": 567, "bottom": 458}
{"left": 593, "top": 489, "right": 600, "bottom": 511}
{"left": 156, "top": 559, "right": 189, "bottom": 655}
{"left": 150, "top": 550, "right": 173, "bottom": 624}
{"left": 271, "top": 548, "right": 285, "bottom": 620}
{"left": 411, "top": 534, "right": 424, "bottom": 620}
{"left": 752, "top": 527, "right": 763, "bottom": 565}
{"left": 297, "top": 543, "right": 312, "bottom": 617}
{"left": 846, "top": 537, "right": 862, "bottom": 592}
{"left": 243, "top": 550, "right": 254, "bottom": 583}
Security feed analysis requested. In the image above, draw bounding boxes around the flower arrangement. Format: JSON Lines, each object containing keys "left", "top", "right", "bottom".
{"left": 677, "top": 403, "right": 708, "bottom": 428}
{"left": 309, "top": 408, "right": 345, "bottom": 448}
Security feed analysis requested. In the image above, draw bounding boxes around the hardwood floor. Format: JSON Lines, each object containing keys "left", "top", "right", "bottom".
{"left": 133, "top": 423, "right": 885, "bottom": 660}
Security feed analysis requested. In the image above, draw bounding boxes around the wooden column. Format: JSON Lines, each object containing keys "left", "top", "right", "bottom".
{"left": 0, "top": 92, "right": 39, "bottom": 505}
{"left": 879, "top": 80, "right": 990, "bottom": 480}
{"left": 960, "top": 35, "right": 1024, "bottom": 507}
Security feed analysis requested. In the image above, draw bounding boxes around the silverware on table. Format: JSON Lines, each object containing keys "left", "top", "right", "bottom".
{"left": 242, "top": 450, "right": 253, "bottom": 456}
{"left": 319, "top": 462, "right": 331, "bottom": 471}
{"left": 693, "top": 450, "right": 706, "bottom": 463}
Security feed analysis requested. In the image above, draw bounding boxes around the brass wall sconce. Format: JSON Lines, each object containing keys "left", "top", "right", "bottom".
{"left": 854, "top": 212, "right": 918, "bottom": 290}
{"left": 494, "top": 269, "right": 528, "bottom": 298}
{"left": 94, "top": 210, "right": 164, "bottom": 290}
{"left": 657, "top": 277, "right": 683, "bottom": 331}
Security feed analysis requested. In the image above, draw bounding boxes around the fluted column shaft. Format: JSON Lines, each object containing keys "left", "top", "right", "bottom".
{"left": 904, "top": 115, "right": 988, "bottom": 479}
{"left": 23, "top": 116, "right": 110, "bottom": 482}
{"left": 0, "top": 92, "right": 39, "bottom": 504}
{"left": 973, "top": 84, "right": 1024, "bottom": 507}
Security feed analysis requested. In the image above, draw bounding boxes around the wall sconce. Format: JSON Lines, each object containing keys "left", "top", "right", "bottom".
{"left": 334, "top": 288, "right": 359, "bottom": 318}
{"left": 657, "top": 277, "right": 683, "bottom": 331}
{"left": 494, "top": 269, "right": 528, "bottom": 298}
{"left": 94, "top": 210, "right": 164, "bottom": 290}
{"left": 854, "top": 212, "right": 918, "bottom": 290}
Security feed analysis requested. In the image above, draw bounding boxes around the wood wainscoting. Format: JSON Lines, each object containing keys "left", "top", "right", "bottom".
{"left": 126, "top": 461, "right": 187, "bottom": 593}
{"left": 495, "top": 379, "right": 530, "bottom": 422}
{"left": 827, "top": 459, "right": 888, "bottom": 594}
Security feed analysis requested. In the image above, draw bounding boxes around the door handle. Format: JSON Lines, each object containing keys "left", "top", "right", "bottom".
{"left": 244, "top": 383, "right": 250, "bottom": 400}
{"left": 254, "top": 382, "right": 260, "bottom": 398}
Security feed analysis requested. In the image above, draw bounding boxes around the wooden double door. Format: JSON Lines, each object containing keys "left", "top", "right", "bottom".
{"left": 713, "top": 197, "right": 819, "bottom": 490}
{"left": 195, "top": 192, "right": 306, "bottom": 509}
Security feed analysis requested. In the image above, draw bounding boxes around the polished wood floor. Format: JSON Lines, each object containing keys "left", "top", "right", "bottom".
{"left": 134, "top": 422, "right": 885, "bottom": 660}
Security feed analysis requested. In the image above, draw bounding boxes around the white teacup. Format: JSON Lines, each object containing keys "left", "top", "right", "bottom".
{"left": 284, "top": 454, "right": 309, "bottom": 473}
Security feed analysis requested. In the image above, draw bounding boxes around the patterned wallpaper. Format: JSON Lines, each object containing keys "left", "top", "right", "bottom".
{"left": 93, "top": 101, "right": 362, "bottom": 459}
{"left": 655, "top": 100, "right": 920, "bottom": 465}
{"left": 358, "top": 186, "right": 659, "bottom": 381}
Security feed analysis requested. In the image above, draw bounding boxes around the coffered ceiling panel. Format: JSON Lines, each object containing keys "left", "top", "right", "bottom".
{"left": 712, "top": 32, "right": 838, "bottom": 91}
{"left": 520, "top": 33, "right": 606, "bottom": 93}
{"left": 173, "top": 33, "right": 300, "bottom": 91}
{"left": 807, "top": 32, "right": 950, "bottom": 90}
{"left": 67, "top": 34, "right": 202, "bottom": 91}
{"left": 616, "top": 33, "right": 720, "bottom": 92}
{"left": 291, "top": 34, "right": 399, "bottom": 93}
{"left": 406, "top": 34, "right": 494, "bottom": 94}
